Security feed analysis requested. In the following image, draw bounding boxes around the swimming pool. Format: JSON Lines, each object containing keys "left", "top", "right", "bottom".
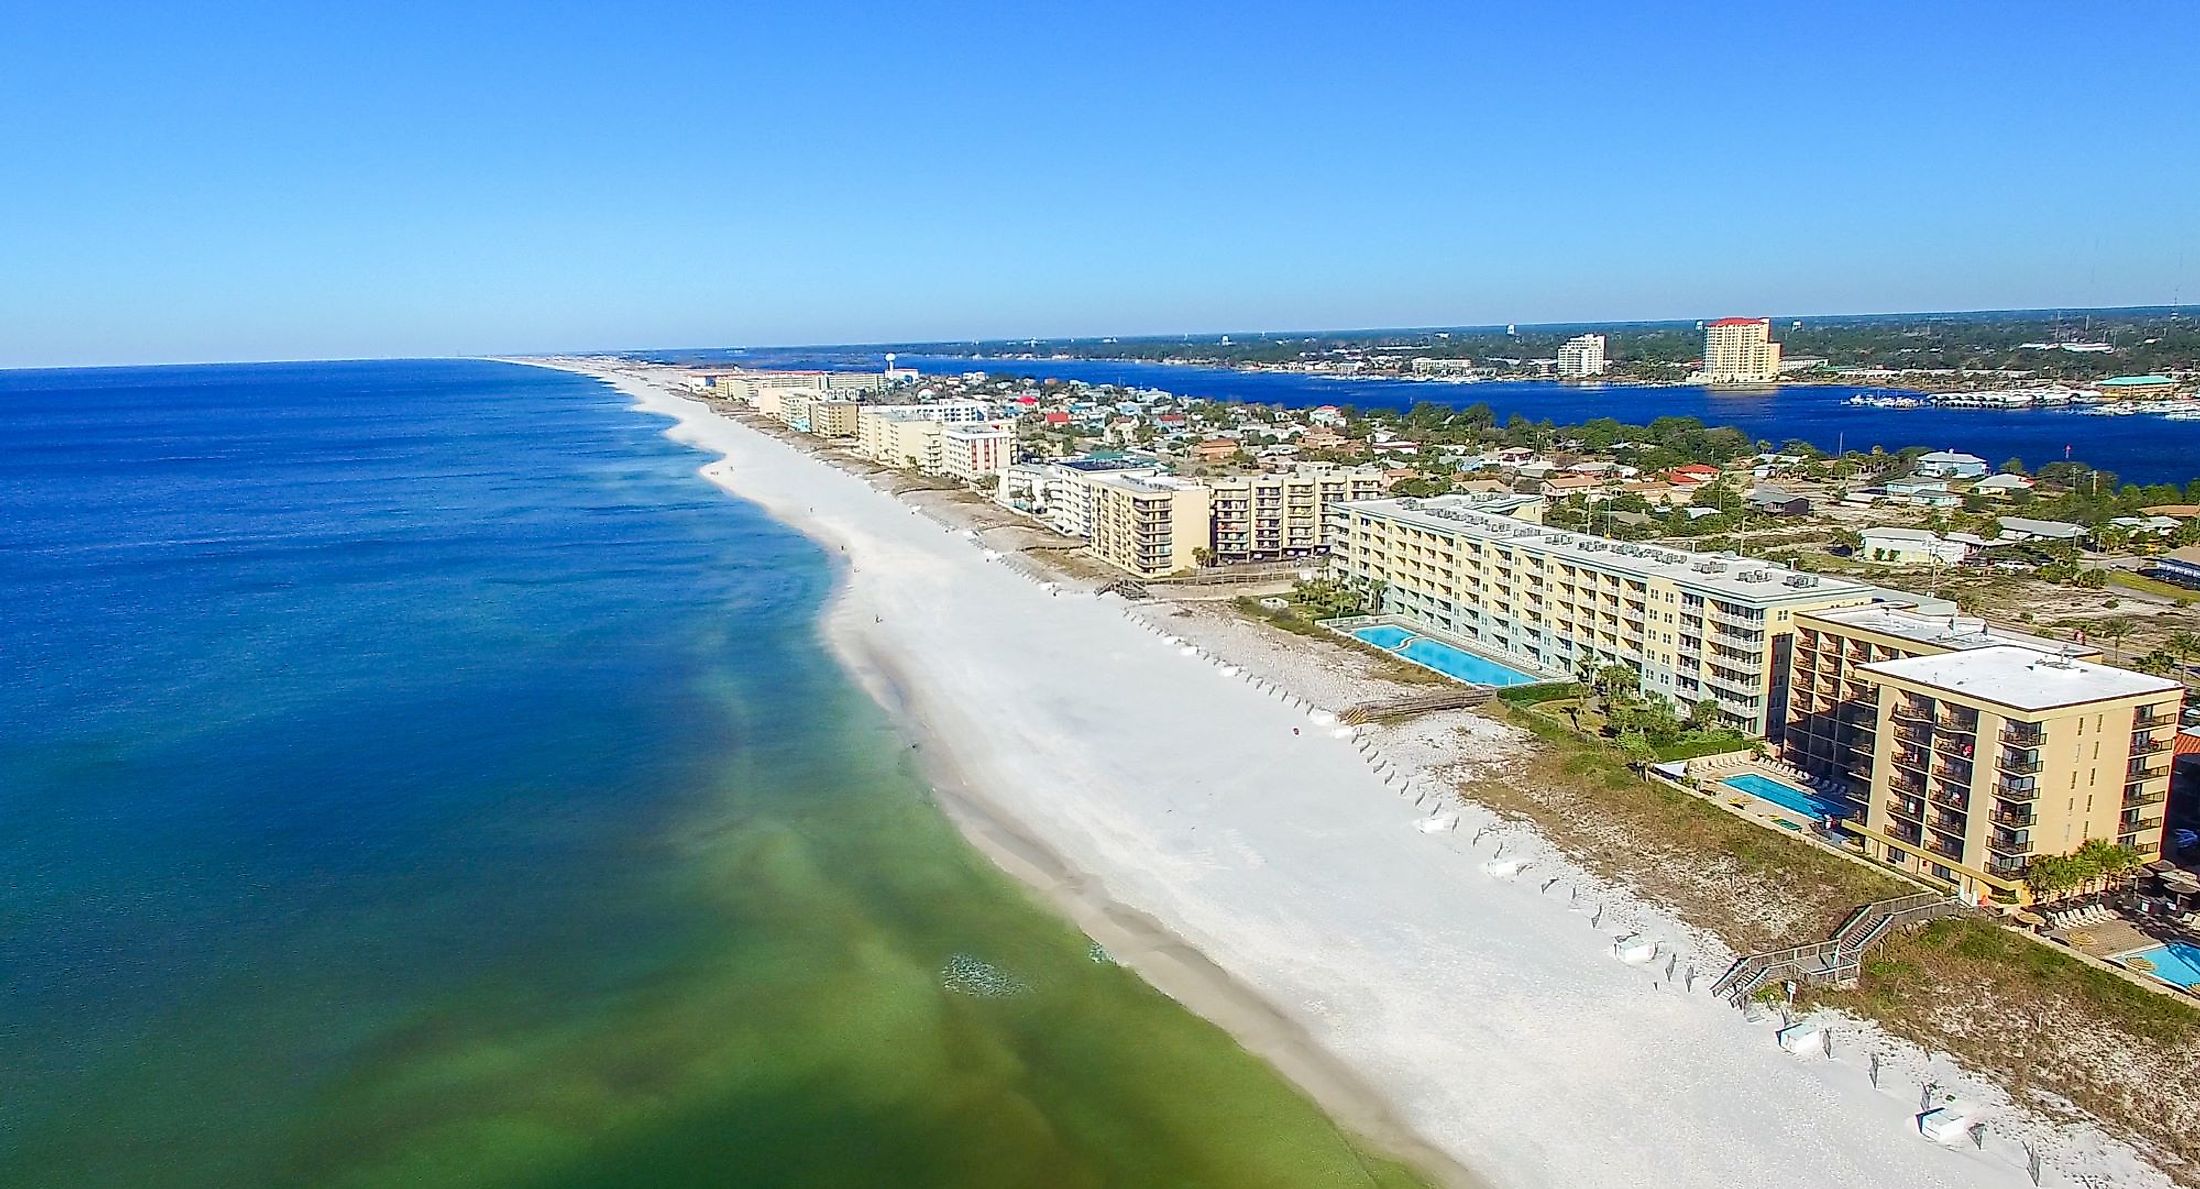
{"left": 1352, "top": 624, "right": 1416, "bottom": 650}
{"left": 1720, "top": 773, "right": 1852, "bottom": 823}
{"left": 2116, "top": 942, "right": 2200, "bottom": 991}
{"left": 1346, "top": 625, "right": 1542, "bottom": 687}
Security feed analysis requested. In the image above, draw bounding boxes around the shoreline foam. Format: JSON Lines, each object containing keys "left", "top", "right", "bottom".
{"left": 522, "top": 357, "right": 2173, "bottom": 1189}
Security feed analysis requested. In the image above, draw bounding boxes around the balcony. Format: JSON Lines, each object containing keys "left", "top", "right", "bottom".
{"left": 1936, "top": 712, "right": 1980, "bottom": 733}
{"left": 2001, "top": 723, "right": 2045, "bottom": 746}
{"left": 1990, "top": 806, "right": 2036, "bottom": 828}
{"left": 1927, "top": 786, "right": 1970, "bottom": 813}
{"left": 1889, "top": 772, "right": 1925, "bottom": 795}
{"left": 1886, "top": 822, "right": 1924, "bottom": 846}
{"left": 2127, "top": 762, "right": 2170, "bottom": 782}
{"left": 2130, "top": 735, "right": 2169, "bottom": 756}
{"left": 1932, "top": 733, "right": 1976, "bottom": 759}
{"left": 1987, "top": 834, "right": 2033, "bottom": 859}
{"left": 2124, "top": 785, "right": 2168, "bottom": 807}
{"left": 1887, "top": 797, "right": 1926, "bottom": 823}
{"left": 1892, "top": 747, "right": 1931, "bottom": 773}
{"left": 2134, "top": 709, "right": 2175, "bottom": 730}
{"left": 2121, "top": 813, "right": 2166, "bottom": 834}
{"left": 1891, "top": 701, "right": 1935, "bottom": 724}
{"left": 1893, "top": 725, "right": 1932, "bottom": 748}
{"left": 1996, "top": 750, "right": 2043, "bottom": 775}
{"left": 1996, "top": 778, "right": 2040, "bottom": 800}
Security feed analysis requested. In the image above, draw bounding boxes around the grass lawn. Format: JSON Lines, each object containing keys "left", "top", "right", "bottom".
{"left": 2107, "top": 568, "right": 2200, "bottom": 604}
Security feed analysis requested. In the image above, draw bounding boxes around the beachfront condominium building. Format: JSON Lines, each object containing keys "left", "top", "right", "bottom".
{"left": 1556, "top": 334, "right": 1608, "bottom": 379}
{"left": 1326, "top": 494, "right": 1876, "bottom": 734}
{"left": 996, "top": 457, "right": 1169, "bottom": 538}
{"left": 1784, "top": 604, "right": 2103, "bottom": 807}
{"left": 1848, "top": 646, "right": 2181, "bottom": 902}
{"left": 1208, "top": 466, "right": 1389, "bottom": 563}
{"left": 775, "top": 391, "right": 861, "bottom": 438}
{"left": 939, "top": 423, "right": 1016, "bottom": 485}
{"left": 714, "top": 369, "right": 888, "bottom": 405}
{"left": 856, "top": 401, "right": 995, "bottom": 471}
{"left": 1702, "top": 318, "right": 1782, "bottom": 385}
{"left": 1087, "top": 474, "right": 1212, "bottom": 579}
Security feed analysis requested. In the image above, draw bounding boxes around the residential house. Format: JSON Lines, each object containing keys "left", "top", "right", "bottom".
{"left": 1860, "top": 527, "right": 1971, "bottom": 566}
{"left": 1996, "top": 516, "right": 2089, "bottom": 546}
{"left": 1972, "top": 473, "right": 2035, "bottom": 499}
{"left": 1913, "top": 451, "right": 1990, "bottom": 480}
{"left": 1746, "top": 485, "right": 1811, "bottom": 516}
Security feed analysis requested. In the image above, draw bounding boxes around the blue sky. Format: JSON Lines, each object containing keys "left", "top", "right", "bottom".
{"left": 3, "top": 1, "right": 2196, "bottom": 366}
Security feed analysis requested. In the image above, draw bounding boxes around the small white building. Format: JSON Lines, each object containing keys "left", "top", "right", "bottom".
{"left": 1913, "top": 450, "right": 1989, "bottom": 479}
{"left": 1860, "top": 527, "right": 1971, "bottom": 566}
{"left": 1971, "top": 472, "right": 2034, "bottom": 498}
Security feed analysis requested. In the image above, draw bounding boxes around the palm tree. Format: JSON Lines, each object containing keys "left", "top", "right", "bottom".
{"left": 2167, "top": 629, "right": 2200, "bottom": 674}
{"left": 2098, "top": 617, "right": 2136, "bottom": 663}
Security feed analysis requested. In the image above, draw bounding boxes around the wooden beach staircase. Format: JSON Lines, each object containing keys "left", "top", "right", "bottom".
{"left": 1711, "top": 891, "right": 1968, "bottom": 1006}
{"left": 1339, "top": 687, "right": 1492, "bottom": 725}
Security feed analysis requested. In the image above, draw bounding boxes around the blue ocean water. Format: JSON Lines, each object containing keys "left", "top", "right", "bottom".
{"left": 0, "top": 360, "right": 1422, "bottom": 1187}
{"left": 681, "top": 349, "right": 2200, "bottom": 487}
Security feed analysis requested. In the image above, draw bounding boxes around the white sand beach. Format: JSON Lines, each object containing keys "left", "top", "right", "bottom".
{"left": 533, "top": 358, "right": 2172, "bottom": 1189}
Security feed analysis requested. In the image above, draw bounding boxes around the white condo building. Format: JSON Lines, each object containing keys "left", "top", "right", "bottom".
{"left": 1556, "top": 334, "right": 1607, "bottom": 379}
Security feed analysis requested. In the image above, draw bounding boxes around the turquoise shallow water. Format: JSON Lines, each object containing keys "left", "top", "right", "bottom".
{"left": 0, "top": 360, "right": 1425, "bottom": 1187}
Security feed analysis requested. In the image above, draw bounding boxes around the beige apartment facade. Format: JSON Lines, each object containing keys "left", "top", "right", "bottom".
{"left": 1703, "top": 318, "right": 1782, "bottom": 385}
{"left": 1208, "top": 466, "right": 1387, "bottom": 563}
{"left": 1326, "top": 495, "right": 1874, "bottom": 733}
{"left": 940, "top": 423, "right": 1015, "bottom": 485}
{"left": 1847, "top": 646, "right": 2181, "bottom": 903}
{"left": 1087, "top": 475, "right": 1212, "bottom": 579}
{"left": 857, "top": 411, "right": 944, "bottom": 471}
{"left": 1783, "top": 604, "right": 2104, "bottom": 814}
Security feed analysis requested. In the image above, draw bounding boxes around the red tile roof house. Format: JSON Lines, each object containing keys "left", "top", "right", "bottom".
{"left": 1188, "top": 438, "right": 1243, "bottom": 462}
{"left": 1042, "top": 410, "right": 1070, "bottom": 426}
{"left": 1666, "top": 464, "right": 1721, "bottom": 487}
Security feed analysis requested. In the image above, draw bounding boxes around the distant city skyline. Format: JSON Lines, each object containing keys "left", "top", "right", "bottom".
{"left": 3, "top": 1, "right": 2196, "bottom": 368}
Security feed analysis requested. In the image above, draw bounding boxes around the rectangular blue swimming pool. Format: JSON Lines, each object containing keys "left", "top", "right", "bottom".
{"left": 1347, "top": 625, "right": 1542, "bottom": 687}
{"left": 1720, "top": 773, "right": 1851, "bottom": 823}
{"left": 2117, "top": 942, "right": 2200, "bottom": 990}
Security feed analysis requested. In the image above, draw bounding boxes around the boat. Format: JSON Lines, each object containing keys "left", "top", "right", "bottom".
{"left": 1845, "top": 393, "right": 1924, "bottom": 410}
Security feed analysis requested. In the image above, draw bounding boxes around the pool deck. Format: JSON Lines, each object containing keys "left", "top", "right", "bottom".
{"left": 1685, "top": 756, "right": 1857, "bottom": 838}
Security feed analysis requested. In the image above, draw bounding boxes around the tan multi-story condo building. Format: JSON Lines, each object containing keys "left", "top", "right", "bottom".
{"left": 714, "top": 369, "right": 888, "bottom": 404}
{"left": 1846, "top": 646, "right": 2181, "bottom": 901}
{"left": 1783, "top": 604, "right": 2101, "bottom": 801}
{"left": 1702, "top": 318, "right": 1782, "bottom": 385}
{"left": 855, "top": 401, "right": 994, "bottom": 471}
{"left": 775, "top": 391, "right": 860, "bottom": 438}
{"left": 1208, "top": 466, "right": 1388, "bottom": 562}
{"left": 1326, "top": 494, "right": 1875, "bottom": 733}
{"left": 940, "top": 423, "right": 1016, "bottom": 485}
{"left": 996, "top": 457, "right": 1169, "bottom": 538}
{"left": 1087, "top": 474, "right": 1212, "bottom": 579}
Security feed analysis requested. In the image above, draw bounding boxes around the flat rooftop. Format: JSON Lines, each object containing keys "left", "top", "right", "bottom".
{"left": 1341, "top": 494, "right": 1875, "bottom": 605}
{"left": 1859, "top": 645, "right": 2182, "bottom": 712}
{"left": 1801, "top": 604, "right": 2094, "bottom": 658}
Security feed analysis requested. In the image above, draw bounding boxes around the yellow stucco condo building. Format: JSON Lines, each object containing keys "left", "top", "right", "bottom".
{"left": 1784, "top": 604, "right": 2103, "bottom": 801}
{"left": 1843, "top": 646, "right": 2182, "bottom": 902}
{"left": 1087, "top": 474, "right": 1212, "bottom": 579}
{"left": 1207, "top": 465, "right": 1388, "bottom": 562}
{"left": 1325, "top": 494, "right": 1874, "bottom": 734}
